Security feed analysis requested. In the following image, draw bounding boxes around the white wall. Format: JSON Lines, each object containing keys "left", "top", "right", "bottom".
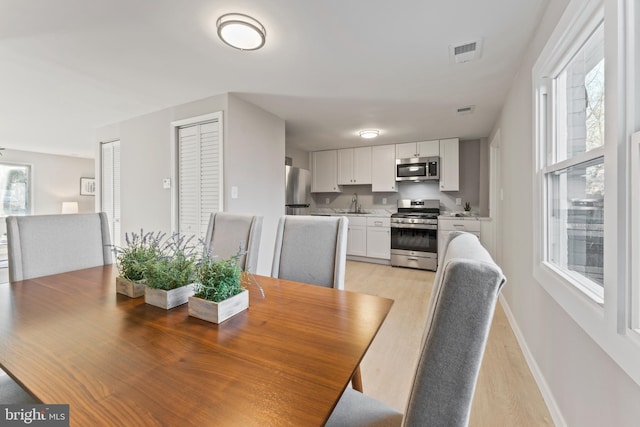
{"left": 490, "top": 0, "right": 640, "bottom": 425}
{"left": 0, "top": 149, "right": 94, "bottom": 234}
{"left": 96, "top": 93, "right": 285, "bottom": 275}
{"left": 285, "top": 146, "right": 310, "bottom": 169}
{"left": 226, "top": 95, "right": 285, "bottom": 275}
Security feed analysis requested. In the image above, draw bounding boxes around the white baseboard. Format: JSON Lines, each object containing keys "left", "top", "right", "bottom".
{"left": 499, "top": 295, "right": 567, "bottom": 427}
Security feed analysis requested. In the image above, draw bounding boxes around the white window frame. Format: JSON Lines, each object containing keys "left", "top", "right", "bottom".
{"left": 170, "top": 112, "right": 224, "bottom": 236}
{"left": 533, "top": 0, "right": 640, "bottom": 387}
{"left": 632, "top": 132, "right": 640, "bottom": 329}
{"left": 534, "top": 2, "right": 606, "bottom": 304}
{"left": 627, "top": 0, "right": 640, "bottom": 337}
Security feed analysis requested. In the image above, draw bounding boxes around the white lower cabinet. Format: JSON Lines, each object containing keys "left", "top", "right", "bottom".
{"left": 347, "top": 216, "right": 367, "bottom": 256}
{"left": 366, "top": 217, "right": 391, "bottom": 259}
{"left": 438, "top": 218, "right": 481, "bottom": 264}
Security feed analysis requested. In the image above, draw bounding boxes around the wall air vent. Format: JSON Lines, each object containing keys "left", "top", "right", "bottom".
{"left": 456, "top": 105, "right": 475, "bottom": 115}
{"left": 449, "top": 39, "right": 483, "bottom": 64}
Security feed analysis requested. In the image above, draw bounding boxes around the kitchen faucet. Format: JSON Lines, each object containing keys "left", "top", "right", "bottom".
{"left": 352, "top": 193, "right": 361, "bottom": 213}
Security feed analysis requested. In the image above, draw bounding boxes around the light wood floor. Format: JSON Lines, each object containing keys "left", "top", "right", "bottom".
{"left": 344, "top": 260, "right": 554, "bottom": 426}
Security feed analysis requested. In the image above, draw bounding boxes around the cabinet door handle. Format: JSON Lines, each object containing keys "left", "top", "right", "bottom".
{"left": 454, "top": 224, "right": 465, "bottom": 228}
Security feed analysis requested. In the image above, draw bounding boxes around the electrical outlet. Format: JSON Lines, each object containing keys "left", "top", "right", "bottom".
{"left": 382, "top": 198, "right": 387, "bottom": 205}
{"left": 325, "top": 198, "right": 330, "bottom": 204}
{"left": 162, "top": 178, "right": 171, "bottom": 189}
{"left": 456, "top": 198, "right": 462, "bottom": 206}
{"left": 231, "top": 186, "right": 239, "bottom": 199}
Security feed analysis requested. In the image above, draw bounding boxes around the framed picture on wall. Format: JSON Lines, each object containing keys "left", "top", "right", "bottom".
{"left": 80, "top": 177, "right": 96, "bottom": 196}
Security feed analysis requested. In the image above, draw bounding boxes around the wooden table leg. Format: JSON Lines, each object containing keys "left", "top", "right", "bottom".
{"left": 351, "top": 366, "right": 363, "bottom": 392}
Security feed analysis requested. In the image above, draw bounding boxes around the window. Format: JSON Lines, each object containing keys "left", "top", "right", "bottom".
{"left": 0, "top": 163, "right": 31, "bottom": 217}
{"left": 538, "top": 20, "right": 605, "bottom": 302}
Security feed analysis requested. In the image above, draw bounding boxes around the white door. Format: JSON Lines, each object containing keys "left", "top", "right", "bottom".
{"left": 176, "top": 116, "right": 223, "bottom": 240}
{"left": 101, "top": 140, "right": 121, "bottom": 246}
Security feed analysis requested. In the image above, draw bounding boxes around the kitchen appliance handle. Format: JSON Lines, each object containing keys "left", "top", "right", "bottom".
{"left": 390, "top": 223, "right": 438, "bottom": 230}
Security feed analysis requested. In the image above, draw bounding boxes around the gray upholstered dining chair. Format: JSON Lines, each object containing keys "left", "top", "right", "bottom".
{"left": 3, "top": 212, "right": 113, "bottom": 404}
{"left": 204, "top": 212, "right": 263, "bottom": 273}
{"left": 326, "top": 231, "right": 506, "bottom": 427}
{"left": 271, "top": 215, "right": 355, "bottom": 389}
{"left": 0, "top": 372, "right": 36, "bottom": 404}
{"left": 6, "top": 212, "right": 113, "bottom": 282}
{"left": 271, "top": 215, "right": 348, "bottom": 290}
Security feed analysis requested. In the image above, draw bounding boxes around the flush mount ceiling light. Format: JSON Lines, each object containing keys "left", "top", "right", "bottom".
{"left": 359, "top": 129, "right": 380, "bottom": 139}
{"left": 217, "top": 13, "right": 266, "bottom": 51}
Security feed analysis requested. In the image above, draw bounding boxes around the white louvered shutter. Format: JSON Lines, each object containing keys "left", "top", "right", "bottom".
{"left": 178, "top": 119, "right": 221, "bottom": 240}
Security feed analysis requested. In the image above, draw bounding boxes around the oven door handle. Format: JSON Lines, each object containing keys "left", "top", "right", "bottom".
{"left": 390, "top": 223, "right": 438, "bottom": 230}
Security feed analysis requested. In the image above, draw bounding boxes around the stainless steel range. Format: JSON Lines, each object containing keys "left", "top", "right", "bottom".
{"left": 390, "top": 199, "right": 440, "bottom": 271}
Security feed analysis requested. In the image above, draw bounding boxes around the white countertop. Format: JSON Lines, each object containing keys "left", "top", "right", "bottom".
{"left": 310, "top": 208, "right": 393, "bottom": 217}
{"left": 438, "top": 214, "right": 491, "bottom": 221}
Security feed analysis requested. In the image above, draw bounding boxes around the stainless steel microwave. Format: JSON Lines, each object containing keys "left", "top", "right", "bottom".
{"left": 395, "top": 156, "right": 439, "bottom": 181}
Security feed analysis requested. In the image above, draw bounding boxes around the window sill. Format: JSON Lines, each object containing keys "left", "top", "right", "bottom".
{"left": 536, "top": 261, "right": 604, "bottom": 307}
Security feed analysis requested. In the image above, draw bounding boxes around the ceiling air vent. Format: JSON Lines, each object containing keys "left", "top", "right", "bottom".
{"left": 456, "top": 105, "right": 475, "bottom": 115}
{"left": 449, "top": 39, "right": 483, "bottom": 64}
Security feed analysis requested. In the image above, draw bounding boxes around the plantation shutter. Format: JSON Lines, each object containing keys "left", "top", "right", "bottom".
{"left": 178, "top": 119, "right": 221, "bottom": 239}
{"left": 101, "top": 140, "right": 121, "bottom": 246}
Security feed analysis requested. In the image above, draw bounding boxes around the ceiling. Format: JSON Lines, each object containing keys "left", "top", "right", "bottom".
{"left": 0, "top": 0, "right": 549, "bottom": 158}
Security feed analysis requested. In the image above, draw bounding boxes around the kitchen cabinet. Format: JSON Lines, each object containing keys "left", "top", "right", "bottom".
{"left": 439, "top": 138, "right": 459, "bottom": 191}
{"left": 311, "top": 150, "right": 340, "bottom": 192}
{"left": 347, "top": 216, "right": 367, "bottom": 256}
{"left": 438, "top": 217, "right": 481, "bottom": 263}
{"left": 371, "top": 144, "right": 398, "bottom": 192}
{"left": 366, "top": 217, "right": 391, "bottom": 259}
{"left": 338, "top": 147, "right": 372, "bottom": 185}
{"left": 395, "top": 140, "right": 439, "bottom": 159}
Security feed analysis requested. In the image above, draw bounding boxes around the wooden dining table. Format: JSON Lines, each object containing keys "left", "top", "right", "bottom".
{"left": 0, "top": 264, "right": 393, "bottom": 426}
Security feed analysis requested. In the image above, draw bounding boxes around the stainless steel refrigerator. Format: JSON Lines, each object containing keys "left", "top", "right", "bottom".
{"left": 285, "top": 166, "right": 311, "bottom": 215}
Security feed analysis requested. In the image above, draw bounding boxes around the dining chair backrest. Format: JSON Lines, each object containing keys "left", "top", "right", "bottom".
{"left": 402, "top": 231, "right": 506, "bottom": 426}
{"left": 6, "top": 213, "right": 113, "bottom": 282}
{"left": 271, "top": 215, "right": 348, "bottom": 289}
{"left": 326, "top": 231, "right": 505, "bottom": 427}
{"left": 204, "top": 212, "right": 263, "bottom": 273}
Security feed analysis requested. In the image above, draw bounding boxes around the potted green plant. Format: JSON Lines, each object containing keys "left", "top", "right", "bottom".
{"left": 113, "top": 230, "right": 164, "bottom": 298}
{"left": 144, "top": 233, "right": 197, "bottom": 310}
{"left": 188, "top": 250, "right": 249, "bottom": 324}
{"left": 464, "top": 202, "right": 471, "bottom": 214}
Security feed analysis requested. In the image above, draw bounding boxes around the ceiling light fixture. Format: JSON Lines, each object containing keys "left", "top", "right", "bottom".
{"left": 359, "top": 130, "right": 380, "bottom": 139}
{"left": 216, "top": 13, "right": 266, "bottom": 51}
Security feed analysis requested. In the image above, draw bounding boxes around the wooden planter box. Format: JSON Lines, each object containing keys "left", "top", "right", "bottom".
{"left": 116, "top": 277, "right": 146, "bottom": 298}
{"left": 188, "top": 290, "right": 249, "bottom": 324}
{"left": 145, "top": 284, "right": 195, "bottom": 310}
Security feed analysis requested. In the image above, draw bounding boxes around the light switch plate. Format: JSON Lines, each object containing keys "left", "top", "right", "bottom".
{"left": 456, "top": 198, "right": 462, "bottom": 206}
{"left": 231, "top": 186, "right": 239, "bottom": 199}
{"left": 162, "top": 178, "right": 171, "bottom": 189}
{"left": 382, "top": 198, "right": 387, "bottom": 204}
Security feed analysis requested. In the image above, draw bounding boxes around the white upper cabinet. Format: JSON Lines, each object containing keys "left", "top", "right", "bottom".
{"left": 395, "top": 140, "right": 439, "bottom": 158}
{"left": 338, "top": 147, "right": 372, "bottom": 185}
{"left": 311, "top": 150, "right": 340, "bottom": 192}
{"left": 416, "top": 140, "right": 440, "bottom": 157}
{"left": 439, "top": 138, "right": 459, "bottom": 191}
{"left": 371, "top": 144, "right": 398, "bottom": 192}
